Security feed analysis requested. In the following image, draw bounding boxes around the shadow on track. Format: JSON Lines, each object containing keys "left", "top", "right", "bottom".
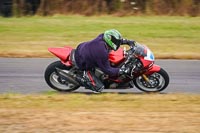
{"left": 42, "top": 90, "right": 167, "bottom": 95}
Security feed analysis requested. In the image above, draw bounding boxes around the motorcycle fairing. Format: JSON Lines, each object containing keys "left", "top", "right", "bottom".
{"left": 140, "top": 58, "right": 154, "bottom": 68}
{"left": 109, "top": 48, "right": 124, "bottom": 65}
{"left": 137, "top": 46, "right": 155, "bottom": 68}
{"left": 48, "top": 46, "right": 73, "bottom": 66}
{"left": 144, "top": 48, "right": 154, "bottom": 61}
{"left": 144, "top": 64, "right": 161, "bottom": 75}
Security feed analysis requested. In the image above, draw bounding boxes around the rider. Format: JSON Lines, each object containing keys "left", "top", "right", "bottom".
{"left": 73, "top": 29, "right": 134, "bottom": 93}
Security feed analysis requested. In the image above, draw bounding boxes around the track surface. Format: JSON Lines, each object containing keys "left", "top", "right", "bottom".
{"left": 0, "top": 58, "right": 200, "bottom": 94}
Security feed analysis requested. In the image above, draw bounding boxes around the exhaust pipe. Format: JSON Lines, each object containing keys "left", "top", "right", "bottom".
{"left": 55, "top": 67, "right": 80, "bottom": 86}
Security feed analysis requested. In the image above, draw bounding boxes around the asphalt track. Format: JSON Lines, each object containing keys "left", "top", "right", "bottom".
{"left": 0, "top": 58, "right": 200, "bottom": 94}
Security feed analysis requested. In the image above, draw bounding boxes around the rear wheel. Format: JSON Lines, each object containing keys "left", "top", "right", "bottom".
{"left": 44, "top": 61, "right": 80, "bottom": 92}
{"left": 134, "top": 68, "right": 169, "bottom": 92}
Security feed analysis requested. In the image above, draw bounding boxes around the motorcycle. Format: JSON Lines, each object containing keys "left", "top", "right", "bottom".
{"left": 44, "top": 42, "right": 169, "bottom": 92}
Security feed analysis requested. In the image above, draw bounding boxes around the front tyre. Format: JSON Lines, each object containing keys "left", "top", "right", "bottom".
{"left": 44, "top": 61, "right": 80, "bottom": 92}
{"left": 134, "top": 68, "right": 169, "bottom": 92}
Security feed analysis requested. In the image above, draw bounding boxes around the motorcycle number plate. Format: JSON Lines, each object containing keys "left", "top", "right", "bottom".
{"left": 144, "top": 49, "right": 154, "bottom": 61}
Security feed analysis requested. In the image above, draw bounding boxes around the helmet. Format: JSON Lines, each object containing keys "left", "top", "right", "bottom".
{"left": 103, "top": 29, "right": 122, "bottom": 51}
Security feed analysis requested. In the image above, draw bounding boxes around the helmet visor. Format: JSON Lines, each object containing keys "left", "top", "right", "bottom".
{"left": 111, "top": 36, "right": 122, "bottom": 50}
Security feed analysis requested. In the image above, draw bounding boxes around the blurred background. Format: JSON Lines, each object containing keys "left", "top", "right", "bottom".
{"left": 0, "top": 0, "right": 199, "bottom": 17}
{"left": 0, "top": 0, "right": 199, "bottom": 58}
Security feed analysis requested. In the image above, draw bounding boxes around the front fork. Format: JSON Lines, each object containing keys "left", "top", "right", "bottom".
{"left": 142, "top": 74, "right": 150, "bottom": 83}
{"left": 141, "top": 64, "right": 161, "bottom": 85}
{"left": 142, "top": 74, "right": 155, "bottom": 86}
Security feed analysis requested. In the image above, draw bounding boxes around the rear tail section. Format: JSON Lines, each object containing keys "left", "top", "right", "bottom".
{"left": 48, "top": 46, "right": 73, "bottom": 61}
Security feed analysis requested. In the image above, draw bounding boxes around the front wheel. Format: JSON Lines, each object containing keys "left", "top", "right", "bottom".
{"left": 134, "top": 68, "right": 169, "bottom": 92}
{"left": 44, "top": 61, "right": 80, "bottom": 92}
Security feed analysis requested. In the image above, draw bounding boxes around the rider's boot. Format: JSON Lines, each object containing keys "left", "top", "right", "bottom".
{"left": 74, "top": 71, "right": 104, "bottom": 93}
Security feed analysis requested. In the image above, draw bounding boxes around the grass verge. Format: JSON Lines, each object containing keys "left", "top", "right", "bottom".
{"left": 0, "top": 15, "right": 200, "bottom": 59}
{"left": 0, "top": 93, "right": 199, "bottom": 133}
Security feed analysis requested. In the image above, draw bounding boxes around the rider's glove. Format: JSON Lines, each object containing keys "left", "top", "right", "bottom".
{"left": 119, "top": 66, "right": 130, "bottom": 75}
{"left": 127, "top": 40, "right": 135, "bottom": 46}
{"left": 122, "top": 39, "right": 135, "bottom": 46}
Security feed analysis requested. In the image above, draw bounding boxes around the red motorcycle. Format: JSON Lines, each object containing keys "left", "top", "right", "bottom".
{"left": 44, "top": 42, "right": 169, "bottom": 92}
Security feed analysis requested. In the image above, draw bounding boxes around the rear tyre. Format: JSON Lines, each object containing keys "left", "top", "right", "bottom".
{"left": 134, "top": 68, "right": 169, "bottom": 92}
{"left": 44, "top": 61, "right": 80, "bottom": 92}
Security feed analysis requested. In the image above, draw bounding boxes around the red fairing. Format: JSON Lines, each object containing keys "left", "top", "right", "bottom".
{"left": 109, "top": 48, "right": 124, "bottom": 65}
{"left": 48, "top": 46, "right": 73, "bottom": 66}
{"left": 140, "top": 58, "right": 153, "bottom": 68}
{"left": 145, "top": 64, "right": 161, "bottom": 75}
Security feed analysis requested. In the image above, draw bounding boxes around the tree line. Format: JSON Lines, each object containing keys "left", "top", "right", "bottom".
{"left": 1, "top": 0, "right": 199, "bottom": 17}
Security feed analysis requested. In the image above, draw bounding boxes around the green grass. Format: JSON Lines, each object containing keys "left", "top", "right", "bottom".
{"left": 0, "top": 93, "right": 199, "bottom": 111}
{"left": 0, "top": 15, "right": 200, "bottom": 58}
{"left": 0, "top": 93, "right": 199, "bottom": 133}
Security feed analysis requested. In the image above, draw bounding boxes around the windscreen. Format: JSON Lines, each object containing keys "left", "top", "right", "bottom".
{"left": 134, "top": 44, "right": 147, "bottom": 57}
